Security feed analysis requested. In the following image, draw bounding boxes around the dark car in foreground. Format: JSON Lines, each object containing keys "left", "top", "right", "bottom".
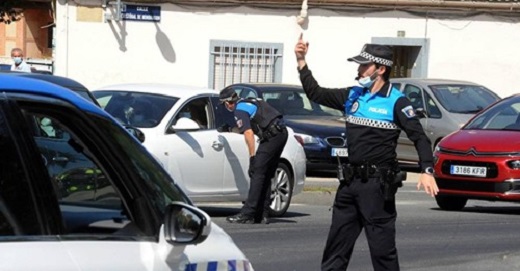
{"left": 224, "top": 83, "right": 347, "bottom": 175}
{"left": 433, "top": 94, "right": 520, "bottom": 211}
{"left": 391, "top": 78, "right": 500, "bottom": 172}
{"left": 0, "top": 74, "right": 252, "bottom": 269}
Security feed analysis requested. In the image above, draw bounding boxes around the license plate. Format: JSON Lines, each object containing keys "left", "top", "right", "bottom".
{"left": 450, "top": 165, "right": 487, "bottom": 177}
{"left": 331, "top": 148, "right": 348, "bottom": 157}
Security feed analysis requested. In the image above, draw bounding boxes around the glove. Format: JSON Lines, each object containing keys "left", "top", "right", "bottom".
{"left": 217, "top": 123, "right": 231, "bottom": 133}
{"left": 248, "top": 156, "right": 255, "bottom": 178}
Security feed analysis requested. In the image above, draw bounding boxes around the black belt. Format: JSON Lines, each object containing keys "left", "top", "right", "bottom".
{"left": 262, "top": 119, "right": 286, "bottom": 141}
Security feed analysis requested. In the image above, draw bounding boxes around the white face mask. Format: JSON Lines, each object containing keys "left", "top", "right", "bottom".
{"left": 357, "top": 70, "right": 378, "bottom": 89}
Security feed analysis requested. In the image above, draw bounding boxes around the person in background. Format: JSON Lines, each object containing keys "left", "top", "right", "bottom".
{"left": 295, "top": 34, "right": 439, "bottom": 271}
{"left": 10, "top": 48, "right": 31, "bottom": 73}
{"left": 219, "top": 87, "right": 288, "bottom": 224}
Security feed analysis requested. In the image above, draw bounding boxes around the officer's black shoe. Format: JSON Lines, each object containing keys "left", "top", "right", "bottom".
{"left": 226, "top": 213, "right": 255, "bottom": 224}
{"left": 260, "top": 215, "right": 270, "bottom": 224}
{"left": 255, "top": 214, "right": 270, "bottom": 224}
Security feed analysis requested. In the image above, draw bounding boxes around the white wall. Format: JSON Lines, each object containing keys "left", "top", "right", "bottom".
{"left": 54, "top": 2, "right": 520, "bottom": 97}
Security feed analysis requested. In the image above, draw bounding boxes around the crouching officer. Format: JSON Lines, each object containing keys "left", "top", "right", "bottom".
{"left": 295, "top": 34, "right": 439, "bottom": 271}
{"left": 219, "top": 87, "right": 288, "bottom": 224}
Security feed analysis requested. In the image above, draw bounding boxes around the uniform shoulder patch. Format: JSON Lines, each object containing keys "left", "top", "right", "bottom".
{"left": 401, "top": 105, "right": 416, "bottom": 118}
{"left": 236, "top": 119, "right": 243, "bottom": 128}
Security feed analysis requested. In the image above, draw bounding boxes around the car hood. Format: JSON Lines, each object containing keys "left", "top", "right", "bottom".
{"left": 284, "top": 116, "right": 345, "bottom": 137}
{"left": 441, "top": 130, "right": 520, "bottom": 152}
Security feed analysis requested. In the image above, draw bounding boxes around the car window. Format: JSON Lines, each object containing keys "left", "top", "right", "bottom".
{"left": 0, "top": 109, "right": 42, "bottom": 236}
{"left": 94, "top": 91, "right": 178, "bottom": 128}
{"left": 172, "top": 97, "right": 211, "bottom": 130}
{"left": 425, "top": 92, "right": 441, "bottom": 118}
{"left": 465, "top": 97, "right": 520, "bottom": 130}
{"left": 403, "top": 84, "right": 424, "bottom": 109}
{"left": 235, "top": 87, "right": 258, "bottom": 99}
{"left": 430, "top": 85, "right": 499, "bottom": 114}
{"left": 15, "top": 103, "right": 189, "bottom": 239}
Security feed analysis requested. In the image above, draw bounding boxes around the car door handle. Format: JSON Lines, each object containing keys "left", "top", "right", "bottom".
{"left": 212, "top": 141, "right": 223, "bottom": 148}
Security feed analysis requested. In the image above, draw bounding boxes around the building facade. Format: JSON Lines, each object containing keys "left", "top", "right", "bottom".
{"left": 3, "top": 0, "right": 520, "bottom": 97}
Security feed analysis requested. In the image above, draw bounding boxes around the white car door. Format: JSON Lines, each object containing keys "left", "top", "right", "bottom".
{"left": 161, "top": 97, "right": 226, "bottom": 197}
{"left": 210, "top": 97, "right": 250, "bottom": 198}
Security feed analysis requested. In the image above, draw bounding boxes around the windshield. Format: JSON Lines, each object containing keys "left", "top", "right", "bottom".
{"left": 262, "top": 90, "right": 343, "bottom": 116}
{"left": 430, "top": 84, "right": 499, "bottom": 114}
{"left": 93, "top": 91, "right": 179, "bottom": 128}
{"left": 464, "top": 96, "right": 520, "bottom": 131}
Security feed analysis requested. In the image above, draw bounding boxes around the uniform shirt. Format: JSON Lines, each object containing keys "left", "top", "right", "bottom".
{"left": 234, "top": 101, "right": 257, "bottom": 133}
{"left": 298, "top": 65, "right": 433, "bottom": 170}
{"left": 11, "top": 61, "right": 32, "bottom": 73}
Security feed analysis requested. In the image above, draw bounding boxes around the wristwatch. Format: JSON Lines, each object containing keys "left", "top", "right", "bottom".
{"left": 422, "top": 167, "right": 434, "bottom": 175}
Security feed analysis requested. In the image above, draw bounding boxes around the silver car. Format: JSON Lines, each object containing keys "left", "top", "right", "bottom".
{"left": 391, "top": 78, "right": 500, "bottom": 171}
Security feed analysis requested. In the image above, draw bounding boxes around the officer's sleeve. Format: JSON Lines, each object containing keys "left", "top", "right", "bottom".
{"left": 298, "top": 65, "right": 349, "bottom": 111}
{"left": 394, "top": 97, "right": 434, "bottom": 170}
{"left": 234, "top": 110, "right": 252, "bottom": 134}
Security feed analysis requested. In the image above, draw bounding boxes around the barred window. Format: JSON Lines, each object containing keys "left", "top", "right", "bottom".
{"left": 209, "top": 40, "right": 283, "bottom": 90}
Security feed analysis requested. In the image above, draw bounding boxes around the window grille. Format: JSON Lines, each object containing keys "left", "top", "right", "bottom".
{"left": 209, "top": 41, "right": 283, "bottom": 90}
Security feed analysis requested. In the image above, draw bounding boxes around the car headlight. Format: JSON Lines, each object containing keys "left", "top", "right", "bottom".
{"left": 507, "top": 160, "right": 520, "bottom": 170}
{"left": 293, "top": 133, "right": 319, "bottom": 145}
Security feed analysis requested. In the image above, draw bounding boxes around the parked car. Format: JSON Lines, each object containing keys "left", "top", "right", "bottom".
{"left": 223, "top": 83, "right": 347, "bottom": 175}
{"left": 391, "top": 78, "right": 501, "bottom": 172}
{"left": 0, "top": 74, "right": 253, "bottom": 270}
{"left": 92, "top": 83, "right": 306, "bottom": 217}
{"left": 432, "top": 94, "right": 520, "bottom": 211}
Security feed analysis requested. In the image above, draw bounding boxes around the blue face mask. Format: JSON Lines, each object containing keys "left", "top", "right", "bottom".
{"left": 357, "top": 70, "right": 378, "bottom": 89}
{"left": 13, "top": 57, "right": 22, "bottom": 65}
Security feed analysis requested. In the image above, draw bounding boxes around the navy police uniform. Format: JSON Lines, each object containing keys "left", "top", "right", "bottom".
{"left": 232, "top": 98, "right": 288, "bottom": 223}
{"left": 298, "top": 45, "right": 433, "bottom": 271}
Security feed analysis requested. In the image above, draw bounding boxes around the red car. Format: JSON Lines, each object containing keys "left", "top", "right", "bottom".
{"left": 433, "top": 94, "right": 520, "bottom": 210}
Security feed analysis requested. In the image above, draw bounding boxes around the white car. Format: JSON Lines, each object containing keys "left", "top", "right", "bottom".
{"left": 0, "top": 75, "right": 253, "bottom": 270}
{"left": 93, "top": 83, "right": 306, "bottom": 216}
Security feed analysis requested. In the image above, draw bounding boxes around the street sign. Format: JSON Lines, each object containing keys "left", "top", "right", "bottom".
{"left": 122, "top": 4, "right": 160, "bottom": 22}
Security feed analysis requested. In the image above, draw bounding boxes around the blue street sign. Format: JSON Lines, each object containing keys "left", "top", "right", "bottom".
{"left": 122, "top": 4, "right": 161, "bottom": 22}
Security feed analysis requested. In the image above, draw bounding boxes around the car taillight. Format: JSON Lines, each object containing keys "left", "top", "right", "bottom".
{"left": 294, "top": 135, "right": 304, "bottom": 146}
{"left": 507, "top": 160, "right": 520, "bottom": 169}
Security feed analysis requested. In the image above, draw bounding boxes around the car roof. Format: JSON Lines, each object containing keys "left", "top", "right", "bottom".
{"left": 390, "top": 78, "right": 480, "bottom": 86}
{"left": 94, "top": 83, "right": 219, "bottom": 99}
{"left": 0, "top": 74, "right": 107, "bottom": 115}
{"left": 3, "top": 72, "right": 90, "bottom": 91}
{"left": 229, "top": 83, "right": 303, "bottom": 91}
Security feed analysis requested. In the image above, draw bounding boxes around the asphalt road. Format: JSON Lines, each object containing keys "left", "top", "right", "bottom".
{"left": 200, "top": 174, "right": 520, "bottom": 271}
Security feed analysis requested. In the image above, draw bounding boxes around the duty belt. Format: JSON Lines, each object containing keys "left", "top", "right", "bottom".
{"left": 261, "top": 119, "right": 286, "bottom": 141}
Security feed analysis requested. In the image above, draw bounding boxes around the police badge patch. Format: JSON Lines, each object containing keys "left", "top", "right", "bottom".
{"left": 236, "top": 119, "right": 243, "bottom": 128}
{"left": 402, "top": 105, "right": 416, "bottom": 118}
{"left": 351, "top": 101, "right": 359, "bottom": 113}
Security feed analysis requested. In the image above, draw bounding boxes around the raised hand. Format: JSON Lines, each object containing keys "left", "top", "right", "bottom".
{"left": 294, "top": 33, "right": 309, "bottom": 62}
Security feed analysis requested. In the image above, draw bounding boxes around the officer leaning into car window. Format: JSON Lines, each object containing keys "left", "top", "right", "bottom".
{"left": 219, "top": 87, "right": 288, "bottom": 224}
{"left": 295, "top": 34, "right": 439, "bottom": 271}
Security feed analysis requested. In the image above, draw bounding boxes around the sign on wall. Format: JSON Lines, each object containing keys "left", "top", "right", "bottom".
{"left": 122, "top": 4, "right": 161, "bottom": 22}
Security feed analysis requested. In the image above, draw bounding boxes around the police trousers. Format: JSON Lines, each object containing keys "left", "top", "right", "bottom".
{"left": 321, "top": 176, "right": 399, "bottom": 271}
{"left": 241, "top": 127, "right": 288, "bottom": 219}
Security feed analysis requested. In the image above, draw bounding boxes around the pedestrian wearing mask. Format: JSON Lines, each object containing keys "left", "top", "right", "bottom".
{"left": 10, "top": 48, "right": 32, "bottom": 73}
{"left": 219, "top": 87, "right": 288, "bottom": 224}
{"left": 294, "top": 34, "right": 439, "bottom": 271}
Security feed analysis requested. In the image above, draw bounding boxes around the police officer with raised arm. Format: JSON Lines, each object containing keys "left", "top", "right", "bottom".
{"left": 295, "top": 34, "right": 439, "bottom": 271}
{"left": 219, "top": 87, "right": 288, "bottom": 224}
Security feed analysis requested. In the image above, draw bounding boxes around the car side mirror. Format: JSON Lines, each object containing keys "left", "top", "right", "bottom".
{"left": 163, "top": 201, "right": 211, "bottom": 245}
{"left": 171, "top": 117, "right": 200, "bottom": 131}
{"left": 125, "top": 125, "right": 146, "bottom": 143}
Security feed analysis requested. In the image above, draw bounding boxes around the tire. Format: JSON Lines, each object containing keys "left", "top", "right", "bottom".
{"left": 268, "top": 163, "right": 293, "bottom": 217}
{"left": 435, "top": 195, "right": 467, "bottom": 211}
